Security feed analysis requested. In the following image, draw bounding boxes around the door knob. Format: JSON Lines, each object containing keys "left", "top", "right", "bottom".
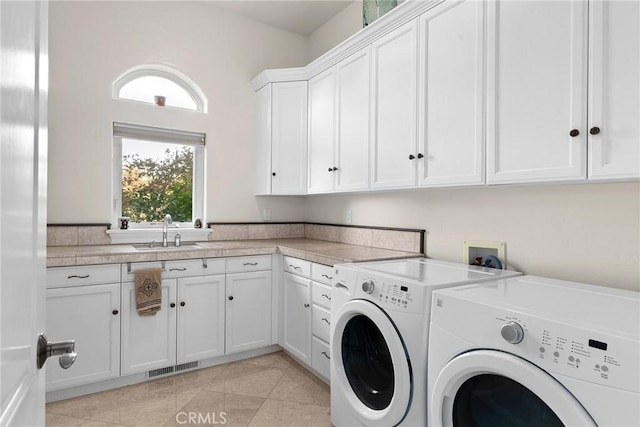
{"left": 37, "top": 333, "right": 77, "bottom": 370}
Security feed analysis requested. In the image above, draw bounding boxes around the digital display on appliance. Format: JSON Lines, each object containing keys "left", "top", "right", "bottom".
{"left": 400, "top": 285, "right": 408, "bottom": 292}
{"left": 588, "top": 339, "right": 607, "bottom": 351}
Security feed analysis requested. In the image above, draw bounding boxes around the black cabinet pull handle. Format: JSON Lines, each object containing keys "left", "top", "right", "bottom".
{"left": 304, "top": 303, "right": 310, "bottom": 308}
{"left": 322, "top": 293, "right": 332, "bottom": 301}
{"left": 180, "top": 301, "right": 186, "bottom": 307}
{"left": 68, "top": 275, "right": 89, "bottom": 279}
{"left": 569, "top": 129, "right": 580, "bottom": 137}
{"left": 322, "top": 318, "right": 330, "bottom": 325}
{"left": 243, "top": 262, "right": 258, "bottom": 266}
{"left": 321, "top": 351, "right": 330, "bottom": 360}
{"left": 228, "top": 296, "right": 234, "bottom": 301}
{"left": 170, "top": 303, "right": 176, "bottom": 308}
{"left": 170, "top": 267, "right": 186, "bottom": 272}
{"left": 321, "top": 274, "right": 333, "bottom": 280}
{"left": 590, "top": 127, "right": 601, "bottom": 135}
{"left": 408, "top": 154, "right": 415, "bottom": 160}
{"left": 417, "top": 153, "right": 424, "bottom": 159}
{"left": 112, "top": 309, "right": 119, "bottom": 315}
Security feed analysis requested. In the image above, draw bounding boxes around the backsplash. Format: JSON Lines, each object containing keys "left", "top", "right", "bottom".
{"left": 47, "top": 223, "right": 425, "bottom": 254}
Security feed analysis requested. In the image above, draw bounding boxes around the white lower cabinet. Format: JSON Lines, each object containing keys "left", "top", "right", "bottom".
{"left": 311, "top": 337, "right": 331, "bottom": 381}
{"left": 282, "top": 271, "right": 312, "bottom": 365}
{"left": 46, "top": 282, "right": 120, "bottom": 390}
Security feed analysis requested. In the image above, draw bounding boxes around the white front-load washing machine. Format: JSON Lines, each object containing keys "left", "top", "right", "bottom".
{"left": 330, "top": 258, "right": 522, "bottom": 427}
{"left": 428, "top": 275, "right": 640, "bottom": 426}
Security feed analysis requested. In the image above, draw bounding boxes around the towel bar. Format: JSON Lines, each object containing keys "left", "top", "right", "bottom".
{"left": 127, "top": 261, "right": 166, "bottom": 273}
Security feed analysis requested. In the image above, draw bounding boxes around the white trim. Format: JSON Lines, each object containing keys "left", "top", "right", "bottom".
{"left": 251, "top": 0, "right": 445, "bottom": 90}
{"left": 113, "top": 64, "right": 208, "bottom": 113}
{"left": 107, "top": 228, "right": 210, "bottom": 244}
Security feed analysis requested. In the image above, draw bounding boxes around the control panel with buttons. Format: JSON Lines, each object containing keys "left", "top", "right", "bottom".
{"left": 354, "top": 273, "right": 428, "bottom": 315}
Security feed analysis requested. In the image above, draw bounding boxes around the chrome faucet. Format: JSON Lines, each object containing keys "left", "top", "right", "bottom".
{"left": 162, "top": 214, "right": 172, "bottom": 247}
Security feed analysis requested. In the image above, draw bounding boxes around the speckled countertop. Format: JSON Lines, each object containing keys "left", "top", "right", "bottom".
{"left": 47, "top": 238, "right": 423, "bottom": 268}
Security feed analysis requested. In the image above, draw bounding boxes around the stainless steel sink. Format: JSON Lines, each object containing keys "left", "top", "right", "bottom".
{"left": 133, "top": 241, "right": 200, "bottom": 251}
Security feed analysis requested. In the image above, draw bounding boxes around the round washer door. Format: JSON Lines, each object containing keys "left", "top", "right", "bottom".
{"left": 430, "top": 350, "right": 596, "bottom": 426}
{"left": 331, "top": 299, "right": 412, "bottom": 427}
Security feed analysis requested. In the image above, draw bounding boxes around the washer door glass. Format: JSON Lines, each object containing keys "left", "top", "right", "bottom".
{"left": 453, "top": 374, "right": 563, "bottom": 426}
{"left": 342, "top": 314, "right": 394, "bottom": 410}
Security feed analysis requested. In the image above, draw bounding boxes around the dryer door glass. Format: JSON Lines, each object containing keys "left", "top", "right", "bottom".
{"left": 452, "top": 374, "right": 563, "bottom": 426}
{"left": 341, "top": 314, "right": 394, "bottom": 410}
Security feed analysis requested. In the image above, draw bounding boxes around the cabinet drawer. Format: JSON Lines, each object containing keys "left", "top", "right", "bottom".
{"left": 311, "top": 263, "right": 335, "bottom": 285}
{"left": 47, "top": 264, "right": 121, "bottom": 288}
{"left": 283, "top": 256, "right": 311, "bottom": 278}
{"left": 312, "top": 304, "right": 331, "bottom": 343}
{"left": 122, "top": 258, "right": 225, "bottom": 282}
{"left": 226, "top": 255, "right": 272, "bottom": 273}
{"left": 311, "top": 336, "right": 330, "bottom": 382}
{"left": 312, "top": 281, "right": 332, "bottom": 309}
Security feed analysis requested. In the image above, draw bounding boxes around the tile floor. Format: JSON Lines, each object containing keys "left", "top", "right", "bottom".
{"left": 46, "top": 351, "right": 332, "bottom": 426}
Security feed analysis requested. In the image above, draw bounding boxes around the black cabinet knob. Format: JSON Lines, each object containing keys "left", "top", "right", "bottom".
{"left": 180, "top": 301, "right": 186, "bottom": 307}
{"left": 409, "top": 154, "right": 415, "bottom": 160}
{"left": 112, "top": 309, "right": 119, "bottom": 315}
{"left": 590, "top": 127, "right": 601, "bottom": 135}
{"left": 228, "top": 296, "right": 234, "bottom": 301}
{"left": 569, "top": 129, "right": 580, "bottom": 137}
{"left": 332, "top": 167, "right": 338, "bottom": 171}
{"left": 417, "top": 153, "right": 424, "bottom": 159}
{"left": 170, "top": 303, "right": 176, "bottom": 308}
{"left": 272, "top": 172, "right": 276, "bottom": 177}
{"left": 328, "top": 167, "right": 333, "bottom": 172}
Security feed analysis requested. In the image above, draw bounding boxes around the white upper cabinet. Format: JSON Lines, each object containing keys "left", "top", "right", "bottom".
{"left": 308, "top": 68, "right": 337, "bottom": 194}
{"left": 308, "top": 48, "right": 371, "bottom": 194}
{"left": 370, "top": 19, "right": 419, "bottom": 189}
{"left": 588, "top": 0, "right": 640, "bottom": 180}
{"left": 255, "top": 81, "right": 308, "bottom": 195}
{"left": 335, "top": 47, "right": 371, "bottom": 192}
{"left": 418, "top": 0, "right": 485, "bottom": 187}
{"left": 486, "top": 0, "right": 588, "bottom": 184}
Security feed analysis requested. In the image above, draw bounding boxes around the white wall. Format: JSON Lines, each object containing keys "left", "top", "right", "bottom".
{"left": 48, "top": 1, "right": 308, "bottom": 223}
{"left": 309, "top": 0, "right": 363, "bottom": 61}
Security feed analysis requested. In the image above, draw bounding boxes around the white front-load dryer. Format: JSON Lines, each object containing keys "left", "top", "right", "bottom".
{"left": 330, "top": 258, "right": 522, "bottom": 427}
{"left": 428, "top": 275, "right": 640, "bottom": 426}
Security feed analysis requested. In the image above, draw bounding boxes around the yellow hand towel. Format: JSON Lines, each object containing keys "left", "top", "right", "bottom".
{"left": 135, "top": 268, "right": 162, "bottom": 316}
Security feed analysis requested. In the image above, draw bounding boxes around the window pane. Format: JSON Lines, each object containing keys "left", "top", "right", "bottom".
{"left": 119, "top": 76, "right": 197, "bottom": 110}
{"left": 122, "top": 138, "right": 193, "bottom": 222}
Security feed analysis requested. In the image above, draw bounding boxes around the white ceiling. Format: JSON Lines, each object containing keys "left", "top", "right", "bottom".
{"left": 213, "top": 0, "right": 355, "bottom": 36}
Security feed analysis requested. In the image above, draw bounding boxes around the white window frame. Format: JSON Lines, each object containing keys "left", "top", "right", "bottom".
{"left": 112, "top": 64, "right": 207, "bottom": 113}
{"left": 112, "top": 122, "right": 205, "bottom": 230}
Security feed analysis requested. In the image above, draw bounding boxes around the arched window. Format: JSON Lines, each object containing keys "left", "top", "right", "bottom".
{"left": 113, "top": 65, "right": 207, "bottom": 112}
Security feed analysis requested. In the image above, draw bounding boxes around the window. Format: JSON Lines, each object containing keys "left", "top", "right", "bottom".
{"left": 113, "top": 65, "right": 207, "bottom": 112}
{"left": 113, "top": 123, "right": 205, "bottom": 228}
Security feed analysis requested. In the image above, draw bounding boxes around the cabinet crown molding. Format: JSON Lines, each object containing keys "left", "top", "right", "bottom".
{"left": 251, "top": 0, "right": 445, "bottom": 91}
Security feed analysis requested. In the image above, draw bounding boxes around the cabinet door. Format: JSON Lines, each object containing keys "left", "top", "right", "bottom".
{"left": 226, "top": 271, "right": 272, "bottom": 354}
{"left": 46, "top": 283, "right": 120, "bottom": 390}
{"left": 308, "top": 68, "right": 337, "bottom": 194}
{"left": 177, "top": 275, "right": 226, "bottom": 363}
{"left": 121, "top": 279, "right": 176, "bottom": 375}
{"left": 588, "top": 0, "right": 640, "bottom": 180}
{"left": 255, "top": 84, "right": 272, "bottom": 195}
{"left": 271, "top": 81, "right": 308, "bottom": 195}
{"left": 418, "top": 0, "right": 485, "bottom": 187}
{"left": 282, "top": 272, "right": 311, "bottom": 364}
{"left": 336, "top": 47, "right": 371, "bottom": 192}
{"left": 371, "top": 19, "right": 419, "bottom": 189}
{"left": 486, "top": 0, "right": 588, "bottom": 184}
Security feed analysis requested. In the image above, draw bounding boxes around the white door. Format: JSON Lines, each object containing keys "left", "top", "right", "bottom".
{"left": 370, "top": 19, "right": 419, "bottom": 189}
{"left": 282, "top": 272, "right": 311, "bottom": 364}
{"left": 588, "top": 0, "right": 640, "bottom": 180}
{"left": 0, "top": 1, "right": 48, "bottom": 425}
{"left": 336, "top": 47, "right": 371, "bottom": 192}
{"left": 307, "top": 68, "right": 336, "bottom": 194}
{"left": 418, "top": 0, "right": 485, "bottom": 187}
{"left": 46, "top": 284, "right": 120, "bottom": 390}
{"left": 429, "top": 350, "right": 596, "bottom": 426}
{"left": 226, "top": 271, "right": 272, "bottom": 354}
{"left": 121, "top": 280, "right": 177, "bottom": 375}
{"left": 271, "top": 81, "right": 308, "bottom": 195}
{"left": 177, "top": 275, "right": 226, "bottom": 363}
{"left": 486, "top": 0, "right": 588, "bottom": 184}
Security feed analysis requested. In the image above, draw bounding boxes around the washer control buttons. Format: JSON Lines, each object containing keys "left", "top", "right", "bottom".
{"left": 500, "top": 322, "right": 524, "bottom": 344}
{"left": 554, "top": 351, "right": 560, "bottom": 357}
{"left": 539, "top": 347, "right": 545, "bottom": 353}
{"left": 601, "top": 365, "right": 609, "bottom": 372}
{"left": 569, "top": 356, "right": 575, "bottom": 362}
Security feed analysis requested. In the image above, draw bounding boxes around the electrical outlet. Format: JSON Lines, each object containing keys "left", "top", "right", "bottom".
{"left": 263, "top": 208, "right": 271, "bottom": 221}
{"left": 345, "top": 210, "right": 352, "bottom": 224}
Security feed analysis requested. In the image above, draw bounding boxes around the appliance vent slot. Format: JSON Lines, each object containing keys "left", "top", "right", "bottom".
{"left": 175, "top": 361, "right": 199, "bottom": 372}
{"left": 147, "top": 366, "right": 175, "bottom": 378}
